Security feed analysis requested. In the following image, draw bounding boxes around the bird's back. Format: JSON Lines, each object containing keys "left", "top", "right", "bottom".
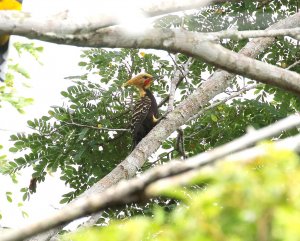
{"left": 131, "top": 90, "right": 158, "bottom": 147}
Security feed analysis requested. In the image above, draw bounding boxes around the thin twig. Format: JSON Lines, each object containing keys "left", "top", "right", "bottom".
{"left": 61, "top": 121, "right": 129, "bottom": 132}
{"left": 187, "top": 84, "right": 259, "bottom": 123}
{"left": 176, "top": 128, "right": 187, "bottom": 159}
{"left": 286, "top": 60, "right": 300, "bottom": 70}
{"left": 167, "top": 55, "right": 193, "bottom": 112}
{"left": 150, "top": 149, "right": 175, "bottom": 166}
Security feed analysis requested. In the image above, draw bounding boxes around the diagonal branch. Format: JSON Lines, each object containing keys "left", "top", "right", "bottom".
{"left": 147, "top": 130, "right": 300, "bottom": 194}
{"left": 168, "top": 56, "right": 193, "bottom": 112}
{"left": 1, "top": 114, "right": 300, "bottom": 241}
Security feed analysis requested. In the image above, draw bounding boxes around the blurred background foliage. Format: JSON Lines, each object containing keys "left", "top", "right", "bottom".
{"left": 0, "top": 0, "right": 299, "bottom": 232}
{"left": 64, "top": 147, "right": 300, "bottom": 241}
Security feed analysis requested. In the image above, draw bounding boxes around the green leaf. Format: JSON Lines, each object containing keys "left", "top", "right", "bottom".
{"left": 27, "top": 120, "right": 36, "bottom": 128}
{"left": 78, "top": 128, "right": 89, "bottom": 141}
{"left": 9, "top": 147, "right": 19, "bottom": 153}
{"left": 78, "top": 62, "right": 87, "bottom": 66}
{"left": 6, "top": 193, "right": 12, "bottom": 203}
{"left": 210, "top": 114, "right": 218, "bottom": 122}
{"left": 59, "top": 198, "right": 69, "bottom": 204}
{"left": 22, "top": 210, "right": 29, "bottom": 218}
{"left": 61, "top": 91, "right": 69, "bottom": 97}
{"left": 48, "top": 110, "right": 55, "bottom": 116}
{"left": 22, "top": 192, "right": 28, "bottom": 201}
{"left": 15, "top": 157, "right": 26, "bottom": 165}
{"left": 36, "top": 46, "right": 44, "bottom": 52}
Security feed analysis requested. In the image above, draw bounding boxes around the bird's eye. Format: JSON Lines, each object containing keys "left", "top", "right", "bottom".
{"left": 143, "top": 76, "right": 148, "bottom": 79}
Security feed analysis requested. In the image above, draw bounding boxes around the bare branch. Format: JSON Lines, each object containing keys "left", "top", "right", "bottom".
{"left": 1, "top": 114, "right": 300, "bottom": 241}
{"left": 211, "top": 27, "right": 300, "bottom": 41}
{"left": 147, "top": 132, "right": 300, "bottom": 194}
{"left": 187, "top": 84, "right": 259, "bottom": 122}
{"left": 168, "top": 56, "right": 193, "bottom": 112}
{"left": 287, "top": 59, "right": 300, "bottom": 70}
{"left": 0, "top": 0, "right": 238, "bottom": 35}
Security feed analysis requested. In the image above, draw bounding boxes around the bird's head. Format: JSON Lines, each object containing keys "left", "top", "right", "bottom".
{"left": 123, "top": 73, "right": 153, "bottom": 90}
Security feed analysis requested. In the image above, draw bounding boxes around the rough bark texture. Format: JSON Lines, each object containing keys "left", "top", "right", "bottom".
{"left": 2, "top": 16, "right": 299, "bottom": 95}
{"left": 0, "top": 0, "right": 238, "bottom": 35}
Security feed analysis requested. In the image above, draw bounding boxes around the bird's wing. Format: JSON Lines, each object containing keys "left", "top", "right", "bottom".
{"left": 131, "top": 96, "right": 152, "bottom": 132}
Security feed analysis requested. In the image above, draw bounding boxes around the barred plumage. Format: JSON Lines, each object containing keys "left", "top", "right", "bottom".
{"left": 123, "top": 73, "right": 158, "bottom": 148}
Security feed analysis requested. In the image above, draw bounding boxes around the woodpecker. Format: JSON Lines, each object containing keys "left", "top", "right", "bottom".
{"left": 0, "top": 0, "right": 22, "bottom": 81}
{"left": 123, "top": 73, "right": 159, "bottom": 148}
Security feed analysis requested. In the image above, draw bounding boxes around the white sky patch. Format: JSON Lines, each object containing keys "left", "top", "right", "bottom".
{"left": 0, "top": 0, "right": 86, "bottom": 228}
{"left": 0, "top": 38, "right": 82, "bottom": 228}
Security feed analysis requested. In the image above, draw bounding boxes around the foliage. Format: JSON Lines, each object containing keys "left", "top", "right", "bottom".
{"left": 0, "top": 41, "right": 43, "bottom": 220}
{"left": 3, "top": 49, "right": 175, "bottom": 202}
{"left": 1, "top": 0, "right": 300, "bottom": 222}
{"left": 63, "top": 146, "right": 300, "bottom": 241}
{"left": 0, "top": 42, "right": 43, "bottom": 112}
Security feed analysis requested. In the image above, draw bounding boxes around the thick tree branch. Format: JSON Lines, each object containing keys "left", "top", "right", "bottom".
{"left": 210, "top": 27, "right": 300, "bottom": 40}
{"left": 147, "top": 132, "right": 300, "bottom": 194}
{"left": 1, "top": 114, "right": 300, "bottom": 241}
{"left": 3, "top": 23, "right": 300, "bottom": 95}
{"left": 0, "top": 0, "right": 239, "bottom": 35}
{"left": 87, "top": 27, "right": 300, "bottom": 95}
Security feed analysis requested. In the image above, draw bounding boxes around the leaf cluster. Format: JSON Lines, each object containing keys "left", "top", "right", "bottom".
{"left": 4, "top": 49, "right": 175, "bottom": 202}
